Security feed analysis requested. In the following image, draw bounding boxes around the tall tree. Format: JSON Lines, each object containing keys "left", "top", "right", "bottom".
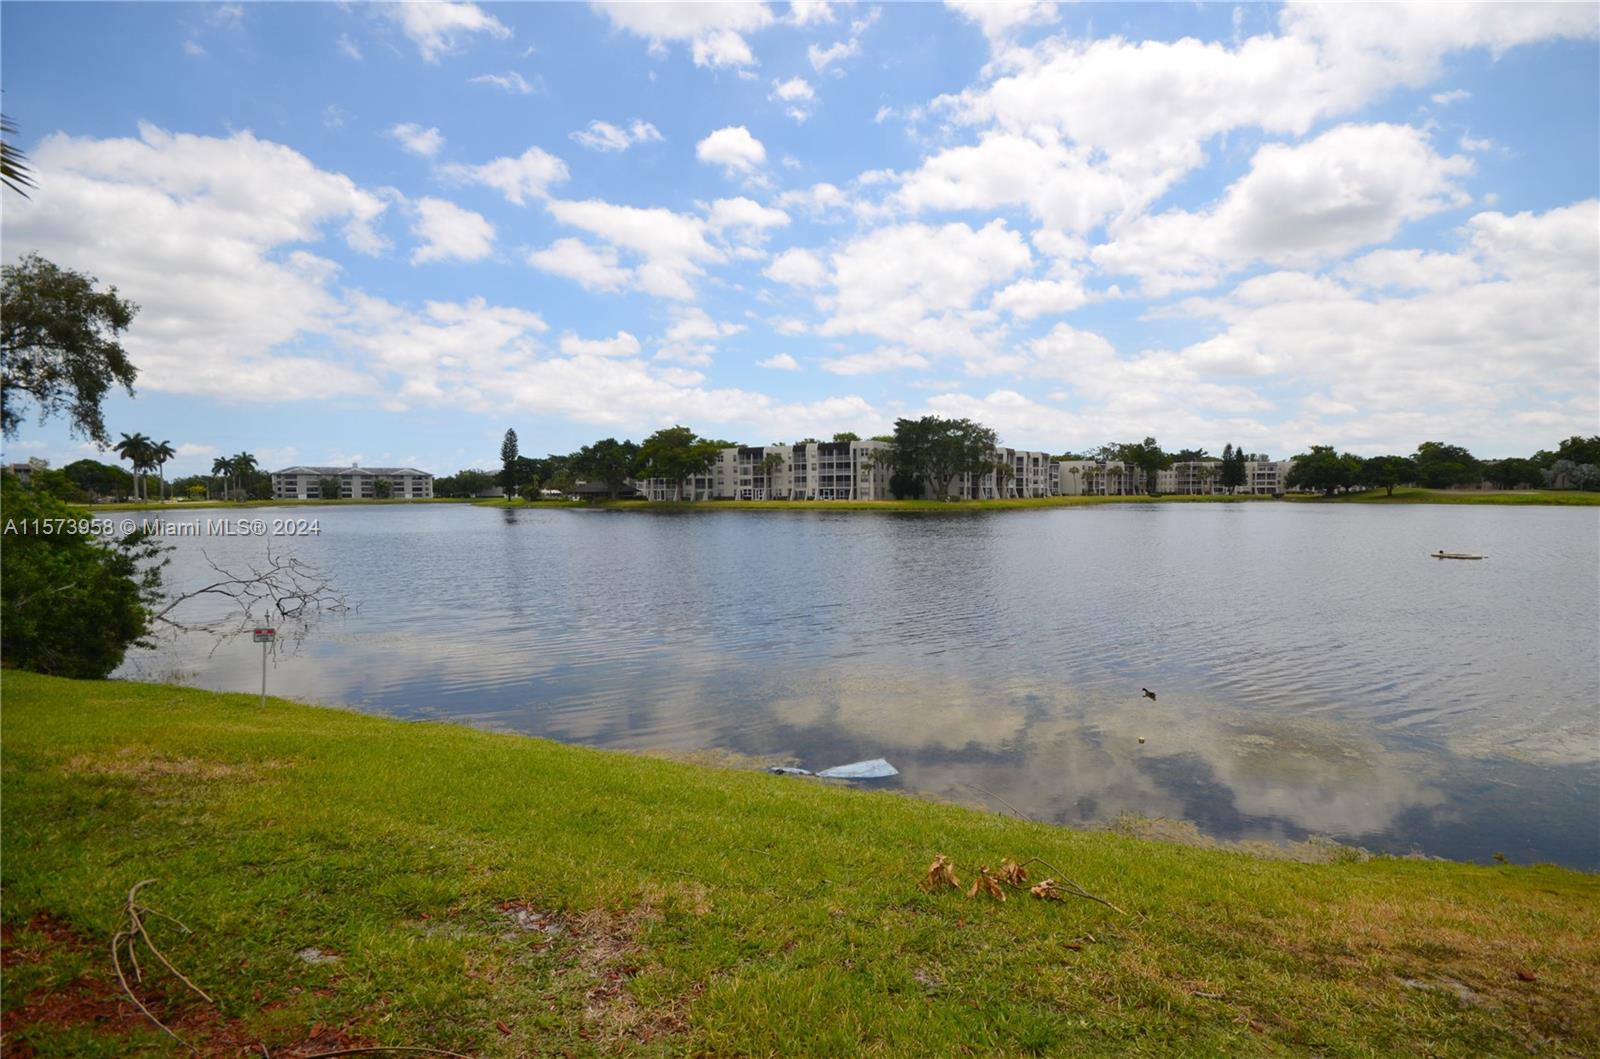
{"left": 1360, "top": 455, "right": 1415, "bottom": 496}
{"left": 574, "top": 438, "right": 640, "bottom": 499}
{"left": 2, "top": 254, "right": 139, "bottom": 446}
{"left": 212, "top": 456, "right": 232, "bottom": 500}
{"left": 878, "top": 416, "right": 998, "bottom": 499}
{"left": 1115, "top": 437, "right": 1172, "bottom": 495}
{"left": 1286, "top": 446, "right": 1362, "bottom": 496}
{"left": 1412, "top": 441, "right": 1481, "bottom": 489}
{"left": 831, "top": 431, "right": 860, "bottom": 442}
{"left": 231, "top": 452, "right": 259, "bottom": 501}
{"left": 113, "top": 432, "right": 154, "bottom": 501}
{"left": 151, "top": 439, "right": 175, "bottom": 502}
{"left": 759, "top": 451, "right": 786, "bottom": 499}
{"left": 500, "top": 429, "right": 520, "bottom": 498}
{"left": 636, "top": 425, "right": 721, "bottom": 500}
{"left": 63, "top": 457, "right": 133, "bottom": 500}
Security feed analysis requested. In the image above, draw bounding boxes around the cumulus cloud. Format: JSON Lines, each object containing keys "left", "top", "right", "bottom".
{"left": 544, "top": 198, "right": 725, "bottom": 299}
{"left": 657, "top": 307, "right": 746, "bottom": 365}
{"left": 442, "top": 145, "right": 569, "bottom": 204}
{"left": 410, "top": 198, "right": 495, "bottom": 264}
{"left": 559, "top": 330, "right": 642, "bottom": 357}
{"left": 945, "top": 0, "right": 1058, "bottom": 51}
{"left": 696, "top": 125, "right": 767, "bottom": 175}
{"left": 0, "top": 124, "right": 389, "bottom": 399}
{"left": 771, "top": 76, "right": 816, "bottom": 122}
{"left": 1093, "top": 123, "right": 1473, "bottom": 295}
{"left": 757, "top": 352, "right": 801, "bottom": 370}
{"left": 570, "top": 119, "right": 663, "bottom": 152}
{"left": 388, "top": 122, "right": 444, "bottom": 158}
{"left": 592, "top": 1, "right": 774, "bottom": 70}
{"left": 385, "top": 2, "right": 511, "bottom": 63}
{"left": 526, "top": 238, "right": 631, "bottom": 291}
{"left": 763, "top": 247, "right": 828, "bottom": 287}
{"left": 821, "top": 348, "right": 931, "bottom": 375}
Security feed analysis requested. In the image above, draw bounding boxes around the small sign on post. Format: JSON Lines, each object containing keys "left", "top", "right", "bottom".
{"left": 253, "top": 627, "right": 276, "bottom": 707}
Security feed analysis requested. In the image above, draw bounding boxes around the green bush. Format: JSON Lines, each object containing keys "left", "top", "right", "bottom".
{"left": 1, "top": 476, "right": 152, "bottom": 677}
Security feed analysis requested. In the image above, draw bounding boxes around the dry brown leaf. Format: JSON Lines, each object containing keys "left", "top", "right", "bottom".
{"left": 922, "top": 854, "right": 961, "bottom": 892}
{"left": 968, "top": 865, "right": 1006, "bottom": 901}
{"left": 1029, "top": 879, "right": 1065, "bottom": 901}
{"left": 998, "top": 859, "right": 1028, "bottom": 887}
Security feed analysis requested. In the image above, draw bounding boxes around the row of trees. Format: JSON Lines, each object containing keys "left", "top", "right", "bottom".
{"left": 1285, "top": 437, "right": 1600, "bottom": 496}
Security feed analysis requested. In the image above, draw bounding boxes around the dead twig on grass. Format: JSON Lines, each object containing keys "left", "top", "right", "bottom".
{"left": 111, "top": 878, "right": 210, "bottom": 1053}
{"left": 1017, "top": 858, "right": 1127, "bottom": 915}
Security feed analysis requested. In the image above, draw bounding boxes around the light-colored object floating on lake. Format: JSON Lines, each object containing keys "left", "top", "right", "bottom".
{"left": 1432, "top": 551, "right": 1487, "bottom": 560}
{"left": 768, "top": 757, "right": 899, "bottom": 780}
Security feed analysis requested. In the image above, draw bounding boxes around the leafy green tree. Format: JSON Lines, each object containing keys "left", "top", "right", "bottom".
{"left": 186, "top": 483, "right": 206, "bottom": 499}
{"left": 500, "top": 429, "right": 520, "bottom": 497}
{"left": 374, "top": 477, "right": 392, "bottom": 499}
{"left": 0, "top": 476, "right": 153, "bottom": 677}
{"left": 1359, "top": 455, "right": 1414, "bottom": 496}
{"left": 1115, "top": 437, "right": 1172, "bottom": 495}
{"left": 878, "top": 416, "right": 998, "bottom": 499}
{"left": 1551, "top": 435, "right": 1600, "bottom": 468}
{"left": 62, "top": 457, "right": 132, "bottom": 500}
{"left": 832, "top": 431, "right": 860, "bottom": 443}
{"left": 1286, "top": 446, "right": 1361, "bottom": 496}
{"left": 635, "top": 425, "right": 721, "bottom": 500}
{"left": 2, "top": 254, "right": 139, "bottom": 446}
{"left": 574, "top": 437, "right": 640, "bottom": 499}
{"left": 1485, "top": 458, "right": 1540, "bottom": 490}
{"left": 1220, "top": 443, "right": 1246, "bottom": 493}
{"left": 1412, "top": 442, "right": 1481, "bottom": 489}
{"left": 318, "top": 475, "right": 342, "bottom": 499}
{"left": 22, "top": 467, "right": 90, "bottom": 503}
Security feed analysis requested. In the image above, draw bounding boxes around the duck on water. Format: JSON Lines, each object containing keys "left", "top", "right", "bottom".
{"left": 1433, "top": 550, "right": 1486, "bottom": 560}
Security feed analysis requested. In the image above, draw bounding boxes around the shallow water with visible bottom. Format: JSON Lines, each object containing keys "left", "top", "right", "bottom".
{"left": 118, "top": 502, "right": 1600, "bottom": 869}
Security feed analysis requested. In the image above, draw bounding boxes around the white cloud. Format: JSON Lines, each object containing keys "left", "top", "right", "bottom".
{"left": 545, "top": 198, "right": 724, "bottom": 299}
{"left": 559, "top": 330, "right": 642, "bottom": 357}
{"left": 771, "top": 76, "right": 817, "bottom": 122}
{"left": 990, "top": 277, "right": 1087, "bottom": 320}
{"left": 388, "top": 122, "right": 444, "bottom": 158}
{"left": 442, "top": 146, "right": 569, "bottom": 204}
{"left": 1, "top": 124, "right": 389, "bottom": 399}
{"left": 657, "top": 307, "right": 746, "bottom": 364}
{"left": 1431, "top": 88, "right": 1471, "bottom": 105}
{"left": 764, "top": 247, "right": 828, "bottom": 287}
{"left": 696, "top": 125, "right": 767, "bottom": 175}
{"left": 592, "top": 1, "right": 775, "bottom": 69}
{"left": 385, "top": 2, "right": 511, "bottom": 63}
{"left": 775, "top": 182, "right": 847, "bottom": 216}
{"left": 410, "top": 198, "right": 495, "bottom": 264}
{"left": 821, "top": 220, "right": 1032, "bottom": 358}
{"left": 337, "top": 33, "right": 363, "bottom": 60}
{"left": 1093, "top": 123, "right": 1473, "bottom": 295}
{"left": 821, "top": 348, "right": 931, "bottom": 375}
{"left": 807, "top": 37, "right": 858, "bottom": 73}
{"left": 757, "top": 352, "right": 800, "bottom": 370}
{"left": 183, "top": 39, "right": 206, "bottom": 57}
{"left": 470, "top": 71, "right": 534, "bottom": 94}
{"left": 705, "top": 197, "right": 789, "bottom": 243}
{"left": 786, "top": 2, "right": 833, "bottom": 27}
{"left": 945, "top": 1, "right": 1058, "bottom": 50}
{"left": 570, "top": 119, "right": 663, "bottom": 152}
{"left": 526, "top": 237, "right": 631, "bottom": 292}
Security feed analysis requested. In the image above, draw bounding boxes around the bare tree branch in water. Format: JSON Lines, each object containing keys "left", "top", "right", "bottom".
{"left": 127, "top": 538, "right": 350, "bottom": 657}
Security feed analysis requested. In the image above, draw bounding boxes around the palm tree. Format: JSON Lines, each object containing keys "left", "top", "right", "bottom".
{"left": 211, "top": 456, "right": 231, "bottom": 500}
{"left": 114, "top": 432, "right": 154, "bottom": 501}
{"left": 758, "top": 451, "right": 785, "bottom": 500}
{"left": 231, "top": 452, "right": 259, "bottom": 501}
{"left": 1107, "top": 465, "right": 1124, "bottom": 496}
{"left": 1067, "top": 465, "right": 1081, "bottom": 495}
{"left": 1, "top": 114, "right": 36, "bottom": 198}
{"left": 151, "top": 439, "right": 175, "bottom": 502}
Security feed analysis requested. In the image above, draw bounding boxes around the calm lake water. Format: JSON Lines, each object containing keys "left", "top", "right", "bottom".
{"left": 118, "top": 502, "right": 1600, "bottom": 869}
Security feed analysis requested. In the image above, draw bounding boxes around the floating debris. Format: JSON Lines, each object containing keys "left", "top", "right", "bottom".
{"left": 768, "top": 757, "right": 899, "bottom": 780}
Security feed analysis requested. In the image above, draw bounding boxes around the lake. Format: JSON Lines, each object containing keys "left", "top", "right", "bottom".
{"left": 117, "top": 502, "right": 1600, "bottom": 869}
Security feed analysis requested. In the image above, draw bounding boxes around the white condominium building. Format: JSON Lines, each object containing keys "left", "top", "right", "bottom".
{"left": 271, "top": 465, "right": 434, "bottom": 499}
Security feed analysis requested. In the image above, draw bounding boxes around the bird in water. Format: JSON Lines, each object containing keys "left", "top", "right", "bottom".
{"left": 1141, "top": 688, "right": 1157, "bottom": 701}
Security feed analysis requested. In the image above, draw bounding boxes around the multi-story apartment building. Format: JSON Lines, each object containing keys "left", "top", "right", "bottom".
{"left": 636, "top": 439, "right": 894, "bottom": 501}
{"left": 1056, "top": 459, "right": 1143, "bottom": 496}
{"left": 271, "top": 465, "right": 434, "bottom": 499}
{"left": 1154, "top": 458, "right": 1295, "bottom": 495}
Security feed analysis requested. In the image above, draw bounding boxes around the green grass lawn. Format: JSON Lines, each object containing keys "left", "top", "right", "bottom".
{"left": 3, "top": 673, "right": 1595, "bottom": 1057}
{"left": 1287, "top": 487, "right": 1600, "bottom": 506}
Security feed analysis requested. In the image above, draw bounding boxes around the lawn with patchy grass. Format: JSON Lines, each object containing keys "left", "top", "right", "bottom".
{"left": 3, "top": 673, "right": 1596, "bottom": 1056}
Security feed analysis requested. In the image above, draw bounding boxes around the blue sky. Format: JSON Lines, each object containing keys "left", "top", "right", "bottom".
{"left": 2, "top": 1, "right": 1596, "bottom": 477}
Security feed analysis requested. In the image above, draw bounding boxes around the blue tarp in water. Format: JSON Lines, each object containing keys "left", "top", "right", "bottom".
{"left": 768, "top": 758, "right": 899, "bottom": 780}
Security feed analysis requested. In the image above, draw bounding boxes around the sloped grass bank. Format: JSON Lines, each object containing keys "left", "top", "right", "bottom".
{"left": 3, "top": 673, "right": 1595, "bottom": 1056}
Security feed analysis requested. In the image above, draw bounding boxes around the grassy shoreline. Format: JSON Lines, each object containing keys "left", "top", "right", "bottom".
{"left": 475, "top": 488, "right": 1597, "bottom": 511}
{"left": 3, "top": 673, "right": 1595, "bottom": 1056}
{"left": 90, "top": 497, "right": 476, "bottom": 511}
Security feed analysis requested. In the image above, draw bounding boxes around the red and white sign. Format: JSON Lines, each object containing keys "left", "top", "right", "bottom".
{"left": 252, "top": 628, "right": 276, "bottom": 642}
